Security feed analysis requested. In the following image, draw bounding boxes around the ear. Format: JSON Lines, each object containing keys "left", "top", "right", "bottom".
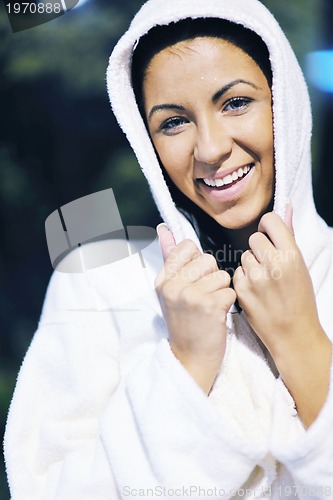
{"left": 156, "top": 223, "right": 176, "bottom": 261}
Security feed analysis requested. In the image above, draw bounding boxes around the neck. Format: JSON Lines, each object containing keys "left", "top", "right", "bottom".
{"left": 204, "top": 222, "right": 258, "bottom": 275}
{"left": 215, "top": 221, "right": 258, "bottom": 273}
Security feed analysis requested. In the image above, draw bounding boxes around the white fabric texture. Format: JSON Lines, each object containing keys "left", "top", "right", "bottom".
{"left": 4, "top": 0, "right": 333, "bottom": 498}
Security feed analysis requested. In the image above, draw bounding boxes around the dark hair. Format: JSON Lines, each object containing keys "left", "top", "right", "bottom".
{"left": 131, "top": 17, "right": 272, "bottom": 116}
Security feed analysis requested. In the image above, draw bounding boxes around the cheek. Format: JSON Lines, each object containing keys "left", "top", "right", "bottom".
{"left": 259, "top": 109, "right": 274, "bottom": 155}
{"left": 242, "top": 110, "right": 274, "bottom": 159}
{"left": 153, "top": 136, "right": 192, "bottom": 175}
{"left": 262, "top": 118, "right": 274, "bottom": 157}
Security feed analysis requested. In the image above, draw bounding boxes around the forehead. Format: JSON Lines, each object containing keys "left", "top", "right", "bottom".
{"left": 144, "top": 37, "right": 268, "bottom": 98}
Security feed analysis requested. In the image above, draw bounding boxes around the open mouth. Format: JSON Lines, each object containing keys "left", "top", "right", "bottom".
{"left": 198, "top": 163, "right": 255, "bottom": 190}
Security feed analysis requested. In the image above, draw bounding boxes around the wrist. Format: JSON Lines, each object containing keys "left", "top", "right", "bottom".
{"left": 170, "top": 345, "right": 225, "bottom": 394}
{"left": 271, "top": 324, "right": 329, "bottom": 369}
{"left": 273, "top": 327, "right": 332, "bottom": 427}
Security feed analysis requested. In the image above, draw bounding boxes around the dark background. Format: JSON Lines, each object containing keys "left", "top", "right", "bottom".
{"left": 0, "top": 0, "right": 332, "bottom": 497}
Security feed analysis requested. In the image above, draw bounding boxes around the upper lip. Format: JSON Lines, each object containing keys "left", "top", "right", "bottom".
{"left": 197, "top": 163, "right": 254, "bottom": 181}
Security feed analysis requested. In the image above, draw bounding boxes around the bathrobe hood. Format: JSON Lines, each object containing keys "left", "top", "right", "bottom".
{"left": 107, "top": 0, "right": 331, "bottom": 293}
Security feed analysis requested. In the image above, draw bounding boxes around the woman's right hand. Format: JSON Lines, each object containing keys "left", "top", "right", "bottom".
{"left": 155, "top": 224, "right": 236, "bottom": 393}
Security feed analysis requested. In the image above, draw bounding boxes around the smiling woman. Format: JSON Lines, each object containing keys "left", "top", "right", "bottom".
{"left": 4, "top": 0, "right": 333, "bottom": 498}
{"left": 128, "top": 13, "right": 332, "bottom": 418}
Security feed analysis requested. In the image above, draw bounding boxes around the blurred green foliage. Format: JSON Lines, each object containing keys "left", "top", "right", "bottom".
{"left": 0, "top": 0, "right": 325, "bottom": 497}
{"left": 3, "top": 5, "right": 124, "bottom": 94}
{"left": 263, "top": 0, "right": 322, "bottom": 56}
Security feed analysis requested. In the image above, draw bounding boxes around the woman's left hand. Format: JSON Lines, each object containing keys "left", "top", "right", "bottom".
{"left": 233, "top": 206, "right": 322, "bottom": 358}
{"left": 233, "top": 206, "right": 332, "bottom": 426}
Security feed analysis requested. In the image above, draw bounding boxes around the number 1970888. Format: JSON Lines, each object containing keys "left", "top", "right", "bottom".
{"left": 6, "top": 3, "right": 62, "bottom": 14}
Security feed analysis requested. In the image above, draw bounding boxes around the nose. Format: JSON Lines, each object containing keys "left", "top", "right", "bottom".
{"left": 194, "top": 116, "right": 232, "bottom": 165}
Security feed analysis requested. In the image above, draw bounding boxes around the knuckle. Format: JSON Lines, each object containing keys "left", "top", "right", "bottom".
{"left": 160, "top": 280, "right": 178, "bottom": 303}
{"left": 227, "top": 288, "right": 237, "bottom": 304}
{"left": 259, "top": 212, "right": 278, "bottom": 231}
{"left": 260, "top": 212, "right": 273, "bottom": 225}
{"left": 241, "top": 250, "right": 251, "bottom": 265}
{"left": 201, "top": 252, "right": 217, "bottom": 268}
{"left": 233, "top": 266, "right": 242, "bottom": 281}
{"left": 233, "top": 275, "right": 246, "bottom": 295}
{"left": 248, "top": 231, "right": 262, "bottom": 248}
{"left": 248, "top": 266, "right": 264, "bottom": 281}
{"left": 219, "top": 270, "right": 231, "bottom": 286}
{"left": 180, "top": 239, "right": 200, "bottom": 254}
{"left": 174, "top": 240, "right": 201, "bottom": 266}
{"left": 184, "top": 266, "right": 200, "bottom": 282}
{"left": 179, "top": 286, "right": 196, "bottom": 307}
{"left": 180, "top": 286, "right": 215, "bottom": 314}
{"left": 201, "top": 296, "right": 216, "bottom": 314}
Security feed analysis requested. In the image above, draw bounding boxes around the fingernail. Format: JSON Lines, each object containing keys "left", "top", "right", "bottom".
{"left": 286, "top": 201, "right": 293, "bottom": 214}
{"left": 156, "top": 222, "right": 169, "bottom": 237}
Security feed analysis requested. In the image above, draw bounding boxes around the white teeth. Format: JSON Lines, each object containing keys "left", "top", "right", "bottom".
{"left": 223, "top": 174, "right": 233, "bottom": 185}
{"left": 202, "top": 163, "right": 253, "bottom": 187}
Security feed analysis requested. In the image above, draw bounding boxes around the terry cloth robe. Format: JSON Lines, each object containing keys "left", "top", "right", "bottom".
{"left": 4, "top": 0, "right": 333, "bottom": 498}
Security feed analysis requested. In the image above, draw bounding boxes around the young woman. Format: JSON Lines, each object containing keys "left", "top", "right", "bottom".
{"left": 5, "top": 0, "right": 333, "bottom": 498}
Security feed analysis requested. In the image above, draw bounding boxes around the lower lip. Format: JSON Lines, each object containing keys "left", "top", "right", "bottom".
{"left": 199, "top": 166, "right": 255, "bottom": 203}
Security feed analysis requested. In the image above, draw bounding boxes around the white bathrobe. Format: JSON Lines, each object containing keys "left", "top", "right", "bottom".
{"left": 4, "top": 0, "right": 333, "bottom": 498}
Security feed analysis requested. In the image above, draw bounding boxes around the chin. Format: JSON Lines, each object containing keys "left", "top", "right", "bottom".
{"left": 213, "top": 202, "right": 270, "bottom": 230}
{"left": 216, "top": 218, "right": 255, "bottom": 230}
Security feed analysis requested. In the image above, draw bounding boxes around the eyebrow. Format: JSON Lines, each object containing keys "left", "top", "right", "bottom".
{"left": 148, "top": 103, "right": 185, "bottom": 121}
{"left": 212, "top": 79, "right": 262, "bottom": 102}
{"left": 147, "top": 79, "right": 261, "bottom": 121}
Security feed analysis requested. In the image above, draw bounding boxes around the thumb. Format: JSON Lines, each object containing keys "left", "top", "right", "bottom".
{"left": 156, "top": 223, "right": 176, "bottom": 261}
{"left": 284, "top": 202, "right": 294, "bottom": 236}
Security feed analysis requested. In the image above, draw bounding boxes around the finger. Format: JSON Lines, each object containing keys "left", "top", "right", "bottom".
{"left": 284, "top": 202, "right": 294, "bottom": 236}
{"left": 192, "top": 269, "right": 231, "bottom": 293}
{"left": 157, "top": 223, "right": 176, "bottom": 261}
{"left": 162, "top": 239, "right": 201, "bottom": 281}
{"left": 180, "top": 283, "right": 236, "bottom": 316}
{"left": 181, "top": 252, "right": 218, "bottom": 284}
{"left": 233, "top": 266, "right": 246, "bottom": 304}
{"left": 248, "top": 231, "right": 275, "bottom": 265}
{"left": 240, "top": 250, "right": 262, "bottom": 277}
{"left": 258, "top": 212, "right": 294, "bottom": 251}
{"left": 233, "top": 264, "right": 245, "bottom": 286}
{"left": 214, "top": 287, "right": 237, "bottom": 313}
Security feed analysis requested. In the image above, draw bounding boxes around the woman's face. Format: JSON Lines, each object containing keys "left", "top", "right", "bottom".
{"left": 143, "top": 37, "right": 274, "bottom": 229}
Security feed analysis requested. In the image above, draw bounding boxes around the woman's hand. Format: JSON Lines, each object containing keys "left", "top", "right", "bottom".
{"left": 155, "top": 224, "right": 236, "bottom": 394}
{"left": 233, "top": 207, "right": 321, "bottom": 356}
{"left": 233, "top": 206, "right": 332, "bottom": 426}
